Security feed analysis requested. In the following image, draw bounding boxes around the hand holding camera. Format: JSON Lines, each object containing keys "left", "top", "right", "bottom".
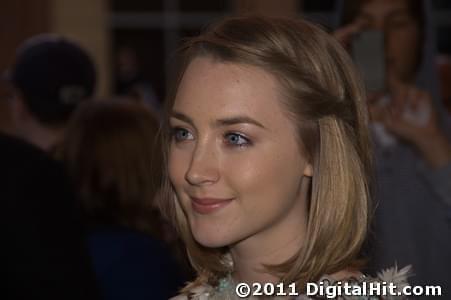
{"left": 334, "top": 23, "right": 450, "bottom": 168}
{"left": 371, "top": 83, "right": 450, "bottom": 168}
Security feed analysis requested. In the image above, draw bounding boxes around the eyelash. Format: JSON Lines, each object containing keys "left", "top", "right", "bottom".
{"left": 171, "top": 127, "right": 194, "bottom": 142}
{"left": 224, "top": 132, "right": 251, "bottom": 147}
{"left": 170, "top": 127, "right": 252, "bottom": 148}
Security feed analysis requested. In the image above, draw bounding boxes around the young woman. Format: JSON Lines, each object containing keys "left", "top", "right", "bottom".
{"left": 159, "top": 16, "right": 409, "bottom": 299}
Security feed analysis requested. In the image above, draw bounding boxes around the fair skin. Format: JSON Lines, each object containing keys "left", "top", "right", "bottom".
{"left": 168, "top": 57, "right": 359, "bottom": 286}
{"left": 337, "top": 0, "right": 451, "bottom": 169}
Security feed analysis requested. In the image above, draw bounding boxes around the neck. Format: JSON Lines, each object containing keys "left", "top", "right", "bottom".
{"left": 18, "top": 122, "right": 65, "bottom": 152}
{"left": 229, "top": 178, "right": 310, "bottom": 284}
{"left": 230, "top": 233, "right": 305, "bottom": 284}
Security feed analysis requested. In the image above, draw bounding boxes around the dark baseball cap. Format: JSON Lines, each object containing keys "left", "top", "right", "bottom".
{"left": 5, "top": 34, "right": 96, "bottom": 124}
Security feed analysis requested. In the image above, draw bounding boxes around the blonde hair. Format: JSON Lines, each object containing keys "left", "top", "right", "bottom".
{"left": 159, "top": 15, "right": 372, "bottom": 292}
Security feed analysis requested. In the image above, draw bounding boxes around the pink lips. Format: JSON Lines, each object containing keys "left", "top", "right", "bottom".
{"left": 190, "top": 197, "right": 233, "bottom": 214}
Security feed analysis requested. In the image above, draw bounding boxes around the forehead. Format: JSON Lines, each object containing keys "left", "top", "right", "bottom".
{"left": 173, "top": 57, "right": 294, "bottom": 128}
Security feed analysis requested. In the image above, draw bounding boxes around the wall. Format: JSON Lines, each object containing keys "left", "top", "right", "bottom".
{"left": 0, "top": 0, "right": 51, "bottom": 133}
{"left": 51, "top": 0, "right": 111, "bottom": 98}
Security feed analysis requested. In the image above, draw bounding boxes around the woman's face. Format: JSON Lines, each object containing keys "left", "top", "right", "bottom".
{"left": 168, "top": 57, "right": 312, "bottom": 248}
{"left": 356, "top": 0, "right": 421, "bottom": 84}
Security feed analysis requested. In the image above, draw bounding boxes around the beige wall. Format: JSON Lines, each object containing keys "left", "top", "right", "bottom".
{"left": 0, "top": 0, "right": 112, "bottom": 133}
{"left": 0, "top": 0, "right": 51, "bottom": 134}
{"left": 51, "top": 0, "right": 112, "bottom": 98}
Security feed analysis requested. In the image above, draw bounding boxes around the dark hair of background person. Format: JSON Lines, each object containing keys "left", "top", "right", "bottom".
{"left": 9, "top": 35, "right": 96, "bottom": 126}
{"left": 58, "top": 100, "right": 162, "bottom": 237}
{"left": 340, "top": 0, "right": 425, "bottom": 72}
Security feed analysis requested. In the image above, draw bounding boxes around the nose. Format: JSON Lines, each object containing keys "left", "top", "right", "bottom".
{"left": 185, "top": 140, "right": 220, "bottom": 186}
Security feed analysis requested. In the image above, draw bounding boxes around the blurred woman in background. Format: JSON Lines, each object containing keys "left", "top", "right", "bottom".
{"left": 59, "top": 100, "right": 184, "bottom": 300}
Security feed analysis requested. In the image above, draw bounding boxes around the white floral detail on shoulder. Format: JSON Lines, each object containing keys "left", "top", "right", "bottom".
{"left": 171, "top": 265, "right": 412, "bottom": 300}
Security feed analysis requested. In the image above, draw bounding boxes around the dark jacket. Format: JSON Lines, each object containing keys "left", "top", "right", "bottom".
{"left": 1, "top": 133, "right": 101, "bottom": 299}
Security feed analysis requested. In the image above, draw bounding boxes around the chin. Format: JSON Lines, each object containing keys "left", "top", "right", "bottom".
{"left": 192, "top": 231, "right": 231, "bottom": 248}
{"left": 190, "top": 220, "right": 238, "bottom": 248}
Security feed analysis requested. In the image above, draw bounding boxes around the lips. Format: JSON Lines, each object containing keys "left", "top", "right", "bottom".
{"left": 190, "top": 196, "right": 234, "bottom": 214}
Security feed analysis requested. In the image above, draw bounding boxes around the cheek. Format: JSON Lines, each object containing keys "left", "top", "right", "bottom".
{"left": 230, "top": 146, "right": 306, "bottom": 212}
{"left": 168, "top": 147, "right": 189, "bottom": 190}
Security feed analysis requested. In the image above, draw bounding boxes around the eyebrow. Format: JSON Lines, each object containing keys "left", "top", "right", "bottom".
{"left": 170, "top": 111, "right": 266, "bottom": 129}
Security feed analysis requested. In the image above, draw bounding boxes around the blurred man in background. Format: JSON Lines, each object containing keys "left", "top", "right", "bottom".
{"left": 1, "top": 34, "right": 101, "bottom": 299}
{"left": 6, "top": 34, "right": 96, "bottom": 151}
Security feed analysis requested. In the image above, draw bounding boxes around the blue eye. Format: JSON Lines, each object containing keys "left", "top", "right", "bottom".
{"left": 171, "top": 127, "right": 194, "bottom": 142}
{"left": 224, "top": 132, "right": 251, "bottom": 147}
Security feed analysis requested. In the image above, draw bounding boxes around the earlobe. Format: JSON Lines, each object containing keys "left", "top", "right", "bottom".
{"left": 10, "top": 94, "right": 22, "bottom": 121}
{"left": 10, "top": 93, "right": 26, "bottom": 118}
{"left": 10, "top": 93, "right": 32, "bottom": 132}
{"left": 303, "top": 164, "right": 313, "bottom": 177}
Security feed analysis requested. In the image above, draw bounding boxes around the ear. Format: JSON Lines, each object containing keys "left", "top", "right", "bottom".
{"left": 303, "top": 163, "right": 313, "bottom": 177}
{"left": 10, "top": 91, "right": 29, "bottom": 122}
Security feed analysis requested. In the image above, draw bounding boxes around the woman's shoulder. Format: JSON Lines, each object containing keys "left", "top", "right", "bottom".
{"left": 314, "top": 265, "right": 412, "bottom": 300}
{"left": 169, "top": 284, "right": 213, "bottom": 300}
{"left": 170, "top": 295, "right": 188, "bottom": 300}
{"left": 325, "top": 264, "right": 411, "bottom": 283}
{"left": 170, "top": 285, "right": 211, "bottom": 300}
{"left": 171, "top": 265, "right": 412, "bottom": 300}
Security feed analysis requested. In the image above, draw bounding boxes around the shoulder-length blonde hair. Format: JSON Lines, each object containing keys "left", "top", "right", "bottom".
{"left": 159, "top": 15, "right": 372, "bottom": 292}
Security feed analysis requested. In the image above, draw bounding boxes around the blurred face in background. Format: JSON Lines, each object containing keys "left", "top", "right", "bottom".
{"left": 168, "top": 57, "right": 312, "bottom": 250}
{"left": 355, "top": 0, "right": 422, "bottom": 85}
